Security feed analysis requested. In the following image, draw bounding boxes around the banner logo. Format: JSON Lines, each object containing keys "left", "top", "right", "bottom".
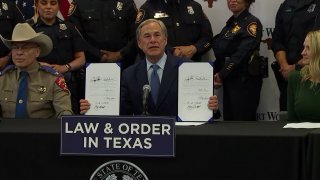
{"left": 90, "top": 160, "right": 149, "bottom": 180}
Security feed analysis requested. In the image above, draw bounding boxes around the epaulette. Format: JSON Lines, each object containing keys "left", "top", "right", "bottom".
{"left": 39, "top": 65, "right": 62, "bottom": 77}
{"left": 0, "top": 65, "right": 16, "bottom": 76}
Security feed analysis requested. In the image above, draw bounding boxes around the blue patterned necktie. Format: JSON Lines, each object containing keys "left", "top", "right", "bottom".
{"left": 150, "top": 64, "right": 160, "bottom": 104}
{"left": 15, "top": 71, "right": 28, "bottom": 118}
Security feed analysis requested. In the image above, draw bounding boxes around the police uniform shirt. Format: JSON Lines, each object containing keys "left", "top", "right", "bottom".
{"left": 136, "top": 0, "right": 213, "bottom": 61}
{"left": 68, "top": 0, "right": 137, "bottom": 63}
{"left": 0, "top": 62, "right": 73, "bottom": 118}
{"left": 0, "top": 0, "right": 24, "bottom": 57}
{"left": 272, "top": 0, "right": 320, "bottom": 64}
{"left": 213, "top": 10, "right": 262, "bottom": 80}
{"left": 30, "top": 17, "right": 86, "bottom": 65}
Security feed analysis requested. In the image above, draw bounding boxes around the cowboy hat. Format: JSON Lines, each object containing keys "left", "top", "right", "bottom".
{"left": 0, "top": 23, "right": 53, "bottom": 57}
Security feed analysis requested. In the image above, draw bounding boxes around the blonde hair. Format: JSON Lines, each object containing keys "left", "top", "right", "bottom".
{"left": 301, "top": 30, "right": 320, "bottom": 87}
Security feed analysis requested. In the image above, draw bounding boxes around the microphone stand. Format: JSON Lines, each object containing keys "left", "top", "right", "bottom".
{"left": 142, "top": 102, "right": 150, "bottom": 116}
{"left": 142, "top": 84, "right": 151, "bottom": 115}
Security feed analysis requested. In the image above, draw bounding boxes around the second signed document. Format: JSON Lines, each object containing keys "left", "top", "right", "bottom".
{"left": 85, "top": 63, "right": 121, "bottom": 115}
{"left": 178, "top": 62, "right": 214, "bottom": 122}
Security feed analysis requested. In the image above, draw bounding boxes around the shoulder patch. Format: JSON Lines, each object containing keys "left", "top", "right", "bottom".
{"left": 55, "top": 76, "right": 69, "bottom": 92}
{"left": 135, "top": 9, "right": 145, "bottom": 24}
{"left": 68, "top": 2, "right": 76, "bottom": 16}
{"left": 247, "top": 22, "right": 257, "bottom": 37}
{"left": 0, "top": 65, "right": 16, "bottom": 76}
{"left": 39, "top": 65, "right": 61, "bottom": 76}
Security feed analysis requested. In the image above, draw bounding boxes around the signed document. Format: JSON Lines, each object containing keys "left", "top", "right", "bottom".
{"left": 85, "top": 63, "right": 120, "bottom": 115}
{"left": 178, "top": 62, "right": 213, "bottom": 122}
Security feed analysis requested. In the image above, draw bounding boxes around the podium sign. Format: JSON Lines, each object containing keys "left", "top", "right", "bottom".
{"left": 61, "top": 116, "right": 175, "bottom": 157}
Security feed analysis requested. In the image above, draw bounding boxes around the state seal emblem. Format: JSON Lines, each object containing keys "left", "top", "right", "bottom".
{"left": 90, "top": 160, "right": 149, "bottom": 180}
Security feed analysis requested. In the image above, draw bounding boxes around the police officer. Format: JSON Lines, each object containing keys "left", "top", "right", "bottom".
{"left": 0, "top": 23, "right": 73, "bottom": 118}
{"left": 68, "top": 0, "right": 137, "bottom": 69}
{"left": 136, "top": 0, "right": 213, "bottom": 62}
{"left": 272, "top": 0, "right": 320, "bottom": 111}
{"left": 213, "top": 0, "right": 262, "bottom": 121}
{"left": 0, "top": 0, "right": 24, "bottom": 70}
{"left": 27, "top": 0, "right": 87, "bottom": 114}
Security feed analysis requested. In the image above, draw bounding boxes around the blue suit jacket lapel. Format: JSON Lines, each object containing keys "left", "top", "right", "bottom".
{"left": 136, "top": 60, "right": 149, "bottom": 91}
{"left": 157, "top": 53, "right": 178, "bottom": 108}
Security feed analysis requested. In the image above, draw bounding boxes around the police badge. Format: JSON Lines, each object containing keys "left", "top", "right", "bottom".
{"left": 59, "top": 23, "right": 67, "bottom": 31}
{"left": 231, "top": 24, "right": 241, "bottom": 33}
{"left": 2, "top": 2, "right": 8, "bottom": 11}
{"left": 38, "top": 86, "right": 47, "bottom": 94}
{"left": 308, "top": 4, "right": 316, "bottom": 13}
{"left": 117, "top": 2, "right": 123, "bottom": 11}
{"left": 187, "top": 6, "right": 194, "bottom": 15}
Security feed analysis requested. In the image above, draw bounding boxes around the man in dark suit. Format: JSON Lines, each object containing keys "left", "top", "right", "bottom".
{"left": 80, "top": 19, "right": 219, "bottom": 117}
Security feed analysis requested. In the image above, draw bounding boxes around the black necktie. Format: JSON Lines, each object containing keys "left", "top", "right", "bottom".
{"left": 150, "top": 64, "right": 160, "bottom": 104}
{"left": 15, "top": 71, "right": 28, "bottom": 118}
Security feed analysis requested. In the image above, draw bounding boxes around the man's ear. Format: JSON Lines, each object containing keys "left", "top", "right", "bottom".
{"left": 35, "top": 47, "right": 41, "bottom": 57}
{"left": 137, "top": 39, "right": 142, "bottom": 50}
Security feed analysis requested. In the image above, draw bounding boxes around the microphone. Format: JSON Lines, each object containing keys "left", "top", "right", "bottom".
{"left": 142, "top": 84, "right": 151, "bottom": 115}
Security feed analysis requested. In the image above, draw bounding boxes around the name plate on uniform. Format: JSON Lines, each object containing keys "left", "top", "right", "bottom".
{"left": 60, "top": 116, "right": 175, "bottom": 157}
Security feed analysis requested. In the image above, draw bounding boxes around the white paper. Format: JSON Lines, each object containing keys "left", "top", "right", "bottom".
{"left": 85, "top": 63, "right": 120, "bottom": 115}
{"left": 283, "top": 122, "right": 320, "bottom": 129}
{"left": 178, "top": 62, "right": 213, "bottom": 122}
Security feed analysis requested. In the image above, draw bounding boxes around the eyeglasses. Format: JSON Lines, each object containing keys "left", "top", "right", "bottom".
{"left": 11, "top": 44, "right": 39, "bottom": 51}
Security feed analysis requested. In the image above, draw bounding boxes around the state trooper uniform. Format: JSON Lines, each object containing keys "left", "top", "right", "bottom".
{"left": 136, "top": 0, "right": 213, "bottom": 61}
{"left": 27, "top": 17, "right": 87, "bottom": 114}
{"left": 0, "top": 0, "right": 24, "bottom": 63}
{"left": 68, "top": 0, "right": 137, "bottom": 69}
{"left": 0, "top": 63, "right": 73, "bottom": 118}
{"left": 213, "top": 10, "right": 262, "bottom": 121}
{"left": 272, "top": 0, "right": 320, "bottom": 111}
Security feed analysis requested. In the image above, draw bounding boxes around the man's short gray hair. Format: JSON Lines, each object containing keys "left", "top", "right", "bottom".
{"left": 136, "top": 19, "right": 168, "bottom": 39}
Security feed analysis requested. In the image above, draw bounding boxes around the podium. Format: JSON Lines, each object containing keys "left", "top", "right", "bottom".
{"left": 0, "top": 118, "right": 312, "bottom": 180}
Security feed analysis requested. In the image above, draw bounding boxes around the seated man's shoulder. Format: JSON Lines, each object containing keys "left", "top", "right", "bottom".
{"left": 39, "top": 65, "right": 62, "bottom": 77}
{"left": 39, "top": 65, "right": 69, "bottom": 92}
{"left": 122, "top": 61, "right": 140, "bottom": 75}
{"left": 0, "top": 65, "right": 16, "bottom": 76}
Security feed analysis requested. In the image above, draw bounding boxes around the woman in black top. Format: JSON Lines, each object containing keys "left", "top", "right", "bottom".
{"left": 213, "top": 0, "right": 262, "bottom": 121}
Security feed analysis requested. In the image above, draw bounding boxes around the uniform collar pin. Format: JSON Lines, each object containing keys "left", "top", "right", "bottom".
{"left": 38, "top": 86, "right": 47, "bottom": 94}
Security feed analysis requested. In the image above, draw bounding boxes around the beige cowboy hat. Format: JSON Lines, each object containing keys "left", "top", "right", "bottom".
{"left": 0, "top": 23, "right": 53, "bottom": 57}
